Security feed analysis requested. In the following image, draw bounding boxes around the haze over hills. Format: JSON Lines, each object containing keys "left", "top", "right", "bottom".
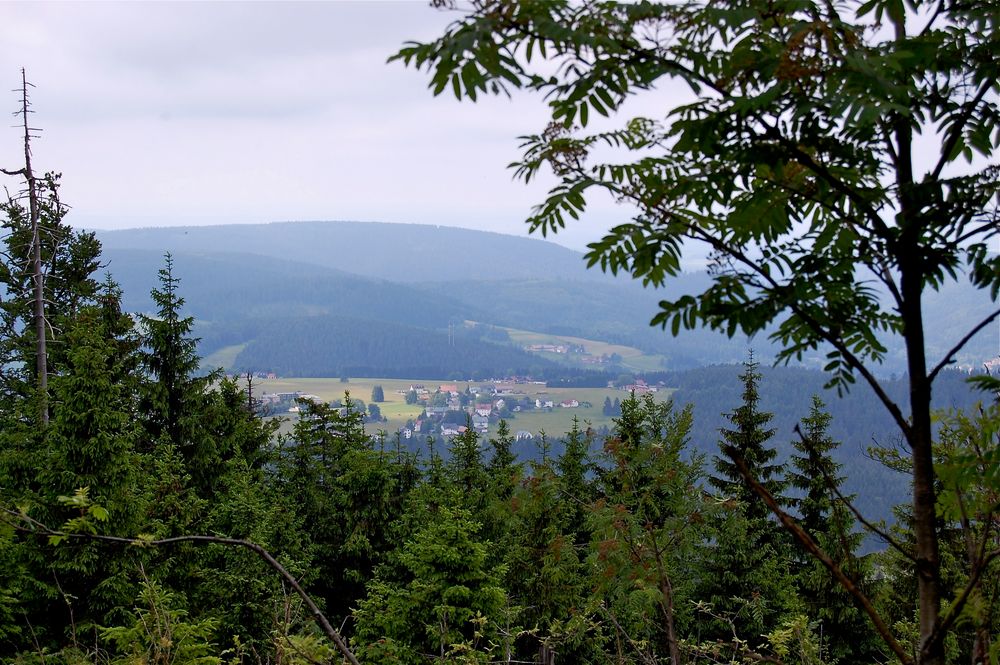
{"left": 94, "top": 220, "right": 999, "bottom": 377}
{"left": 97, "top": 220, "right": 606, "bottom": 284}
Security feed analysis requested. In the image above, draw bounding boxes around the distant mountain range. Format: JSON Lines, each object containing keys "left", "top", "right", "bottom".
{"left": 92, "top": 220, "right": 998, "bottom": 377}
{"left": 97, "top": 221, "right": 601, "bottom": 284}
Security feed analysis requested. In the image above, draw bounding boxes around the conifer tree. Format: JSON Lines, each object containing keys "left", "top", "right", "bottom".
{"left": 487, "top": 419, "right": 519, "bottom": 501}
{"left": 0, "top": 173, "right": 101, "bottom": 408}
{"left": 275, "top": 396, "right": 406, "bottom": 631}
{"left": 591, "top": 393, "right": 705, "bottom": 665}
{"left": 138, "top": 254, "right": 211, "bottom": 448}
{"left": 702, "top": 358, "right": 798, "bottom": 639}
{"left": 788, "top": 395, "right": 879, "bottom": 663}
{"left": 504, "top": 449, "right": 593, "bottom": 662}
{"left": 449, "top": 423, "right": 487, "bottom": 501}
{"left": 35, "top": 307, "right": 146, "bottom": 624}
{"left": 710, "top": 357, "right": 787, "bottom": 522}
{"left": 353, "top": 505, "right": 507, "bottom": 664}
{"left": 555, "top": 417, "right": 593, "bottom": 542}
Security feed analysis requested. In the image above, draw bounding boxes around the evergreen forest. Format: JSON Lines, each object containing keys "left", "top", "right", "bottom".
{"left": 0, "top": 197, "right": 996, "bottom": 663}
{"left": 3, "top": 0, "right": 1000, "bottom": 662}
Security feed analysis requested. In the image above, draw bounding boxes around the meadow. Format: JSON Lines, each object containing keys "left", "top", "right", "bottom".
{"left": 498, "top": 325, "right": 668, "bottom": 372}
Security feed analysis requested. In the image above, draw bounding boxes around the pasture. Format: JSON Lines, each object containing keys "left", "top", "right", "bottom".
{"left": 497, "top": 325, "right": 668, "bottom": 373}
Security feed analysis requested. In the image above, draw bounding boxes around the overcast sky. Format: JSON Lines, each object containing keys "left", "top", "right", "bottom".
{"left": 0, "top": 1, "right": 635, "bottom": 251}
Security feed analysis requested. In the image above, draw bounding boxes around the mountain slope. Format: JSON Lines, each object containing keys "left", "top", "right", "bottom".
{"left": 101, "top": 246, "right": 483, "bottom": 331}
{"left": 231, "top": 315, "right": 560, "bottom": 379}
{"left": 96, "top": 220, "right": 601, "bottom": 283}
{"left": 94, "top": 221, "right": 999, "bottom": 375}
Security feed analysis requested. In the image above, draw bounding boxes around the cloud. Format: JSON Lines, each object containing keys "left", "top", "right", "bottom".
{"left": 0, "top": 2, "right": 636, "bottom": 252}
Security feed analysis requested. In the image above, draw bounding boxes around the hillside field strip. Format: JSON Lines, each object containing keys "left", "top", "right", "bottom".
{"left": 200, "top": 343, "right": 247, "bottom": 372}
{"left": 250, "top": 376, "right": 674, "bottom": 438}
{"left": 494, "top": 324, "right": 668, "bottom": 373}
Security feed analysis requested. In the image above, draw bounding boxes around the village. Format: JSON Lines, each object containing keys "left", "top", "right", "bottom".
{"left": 249, "top": 375, "right": 665, "bottom": 442}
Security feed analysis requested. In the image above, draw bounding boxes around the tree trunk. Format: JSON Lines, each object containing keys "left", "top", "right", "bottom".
{"left": 17, "top": 68, "right": 47, "bottom": 426}
{"left": 654, "top": 548, "right": 683, "bottom": 665}
{"left": 900, "top": 245, "right": 942, "bottom": 665}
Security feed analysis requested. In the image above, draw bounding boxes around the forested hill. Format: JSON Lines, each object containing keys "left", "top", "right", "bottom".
{"left": 95, "top": 221, "right": 999, "bottom": 376}
{"left": 232, "top": 314, "right": 561, "bottom": 380}
{"left": 102, "top": 248, "right": 481, "bottom": 329}
{"left": 96, "top": 220, "right": 603, "bottom": 283}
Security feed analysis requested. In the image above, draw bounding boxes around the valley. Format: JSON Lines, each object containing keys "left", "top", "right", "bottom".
{"left": 248, "top": 375, "right": 670, "bottom": 440}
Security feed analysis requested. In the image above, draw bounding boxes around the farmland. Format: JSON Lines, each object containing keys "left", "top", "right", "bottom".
{"left": 250, "top": 376, "right": 674, "bottom": 438}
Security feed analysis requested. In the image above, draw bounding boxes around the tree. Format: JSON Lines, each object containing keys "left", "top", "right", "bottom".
{"left": 371, "top": 384, "right": 385, "bottom": 403}
{"left": 702, "top": 361, "right": 797, "bottom": 640}
{"left": 138, "top": 254, "right": 212, "bottom": 449}
{"left": 591, "top": 393, "right": 708, "bottom": 664}
{"left": 710, "top": 357, "right": 786, "bottom": 528}
{"left": 395, "top": 3, "right": 1000, "bottom": 662}
{"left": 352, "top": 506, "right": 507, "bottom": 664}
{"left": 1, "top": 70, "right": 52, "bottom": 425}
{"left": 788, "top": 396, "right": 879, "bottom": 663}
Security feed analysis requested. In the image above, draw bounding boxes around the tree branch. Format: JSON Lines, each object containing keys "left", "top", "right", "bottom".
{"left": 4, "top": 511, "right": 361, "bottom": 665}
{"left": 928, "top": 307, "right": 1000, "bottom": 383}
{"left": 932, "top": 79, "right": 993, "bottom": 182}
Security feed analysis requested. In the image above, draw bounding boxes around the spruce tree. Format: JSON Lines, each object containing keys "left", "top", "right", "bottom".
{"left": 710, "top": 357, "right": 786, "bottom": 522}
{"left": 0, "top": 174, "right": 101, "bottom": 407}
{"left": 789, "top": 396, "right": 879, "bottom": 663}
{"left": 503, "top": 431, "right": 592, "bottom": 662}
{"left": 36, "top": 307, "right": 146, "bottom": 623}
{"left": 555, "top": 417, "right": 593, "bottom": 542}
{"left": 487, "top": 419, "right": 519, "bottom": 501}
{"left": 138, "top": 253, "right": 211, "bottom": 449}
{"left": 591, "top": 393, "right": 705, "bottom": 665}
{"left": 701, "top": 357, "right": 798, "bottom": 640}
{"left": 275, "top": 396, "right": 405, "bottom": 631}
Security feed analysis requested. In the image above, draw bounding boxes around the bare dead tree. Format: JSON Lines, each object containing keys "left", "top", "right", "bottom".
{"left": 1, "top": 69, "right": 48, "bottom": 425}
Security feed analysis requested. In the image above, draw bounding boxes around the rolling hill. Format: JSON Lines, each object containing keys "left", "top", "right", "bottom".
{"left": 93, "top": 220, "right": 999, "bottom": 377}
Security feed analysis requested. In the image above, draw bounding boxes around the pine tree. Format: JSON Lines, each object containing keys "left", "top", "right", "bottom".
{"left": 371, "top": 384, "right": 385, "bottom": 403}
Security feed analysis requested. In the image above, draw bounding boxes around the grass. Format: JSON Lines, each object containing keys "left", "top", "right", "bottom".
{"left": 252, "top": 376, "right": 674, "bottom": 439}
{"left": 201, "top": 343, "right": 247, "bottom": 371}
{"left": 496, "top": 325, "right": 668, "bottom": 373}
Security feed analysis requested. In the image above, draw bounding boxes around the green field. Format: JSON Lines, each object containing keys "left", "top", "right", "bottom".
{"left": 496, "top": 324, "right": 668, "bottom": 372}
{"left": 201, "top": 343, "right": 247, "bottom": 371}
{"left": 252, "top": 376, "right": 673, "bottom": 439}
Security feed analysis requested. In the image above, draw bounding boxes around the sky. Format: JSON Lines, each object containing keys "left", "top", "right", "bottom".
{"left": 0, "top": 1, "right": 632, "bottom": 251}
